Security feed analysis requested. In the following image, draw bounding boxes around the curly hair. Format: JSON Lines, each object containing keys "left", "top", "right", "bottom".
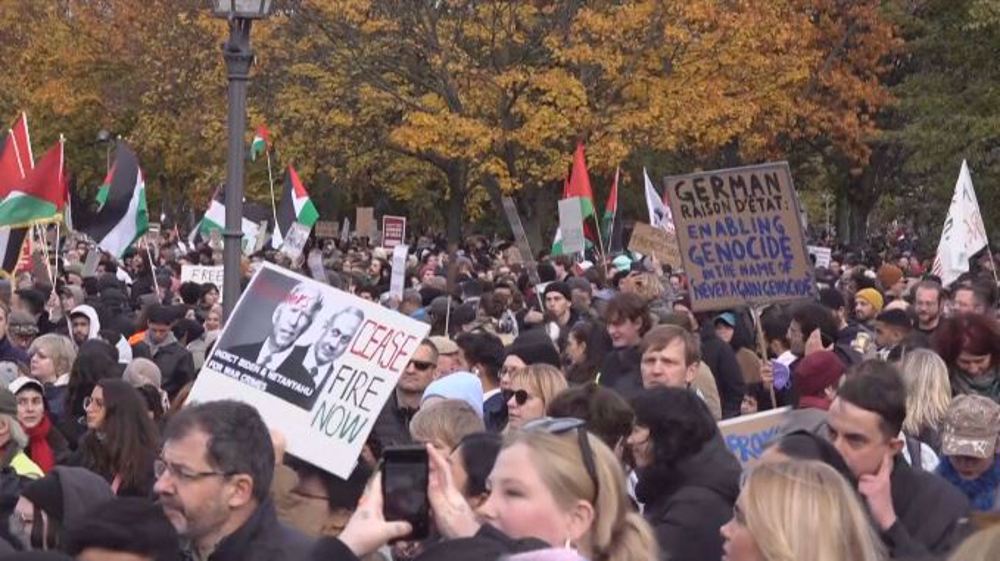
{"left": 630, "top": 387, "right": 717, "bottom": 494}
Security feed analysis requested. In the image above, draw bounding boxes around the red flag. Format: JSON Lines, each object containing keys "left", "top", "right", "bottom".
{"left": 566, "top": 143, "right": 596, "bottom": 218}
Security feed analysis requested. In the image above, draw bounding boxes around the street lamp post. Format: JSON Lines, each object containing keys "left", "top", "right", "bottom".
{"left": 212, "top": 0, "right": 273, "bottom": 320}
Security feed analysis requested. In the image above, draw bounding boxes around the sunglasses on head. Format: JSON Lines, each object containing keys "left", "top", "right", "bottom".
{"left": 502, "top": 389, "right": 530, "bottom": 406}
{"left": 522, "top": 417, "right": 599, "bottom": 503}
{"left": 409, "top": 360, "right": 435, "bottom": 371}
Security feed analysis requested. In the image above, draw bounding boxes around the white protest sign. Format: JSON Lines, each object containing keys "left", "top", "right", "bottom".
{"left": 340, "top": 218, "right": 351, "bottom": 243}
{"left": 181, "top": 265, "right": 224, "bottom": 287}
{"left": 389, "top": 244, "right": 408, "bottom": 300}
{"left": 807, "top": 245, "right": 832, "bottom": 269}
{"left": 190, "top": 263, "right": 430, "bottom": 477}
{"left": 557, "top": 197, "right": 586, "bottom": 255}
{"left": 242, "top": 221, "right": 261, "bottom": 255}
{"left": 307, "top": 250, "right": 327, "bottom": 282}
{"left": 280, "top": 222, "right": 312, "bottom": 263}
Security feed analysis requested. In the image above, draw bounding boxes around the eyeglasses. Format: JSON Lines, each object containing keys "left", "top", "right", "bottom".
{"left": 82, "top": 396, "right": 104, "bottom": 410}
{"left": 409, "top": 360, "right": 435, "bottom": 371}
{"left": 154, "top": 458, "right": 234, "bottom": 483}
{"left": 522, "top": 417, "right": 599, "bottom": 503}
{"left": 502, "top": 389, "right": 530, "bottom": 406}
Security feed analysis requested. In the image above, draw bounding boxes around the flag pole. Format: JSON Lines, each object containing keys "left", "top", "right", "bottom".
{"left": 35, "top": 225, "right": 53, "bottom": 284}
{"left": 266, "top": 149, "right": 278, "bottom": 231}
{"left": 144, "top": 237, "right": 160, "bottom": 299}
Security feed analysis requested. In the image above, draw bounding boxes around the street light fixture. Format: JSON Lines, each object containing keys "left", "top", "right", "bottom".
{"left": 212, "top": 0, "right": 273, "bottom": 320}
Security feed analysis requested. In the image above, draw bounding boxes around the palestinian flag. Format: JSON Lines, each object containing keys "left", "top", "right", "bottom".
{"left": 0, "top": 139, "right": 66, "bottom": 228}
{"left": 190, "top": 187, "right": 272, "bottom": 250}
{"left": 0, "top": 226, "right": 27, "bottom": 278}
{"left": 250, "top": 125, "right": 270, "bottom": 162}
{"left": 551, "top": 143, "right": 599, "bottom": 256}
{"left": 272, "top": 165, "right": 318, "bottom": 248}
{"left": 0, "top": 114, "right": 34, "bottom": 276}
{"left": 81, "top": 143, "right": 148, "bottom": 257}
{"left": 603, "top": 166, "right": 623, "bottom": 254}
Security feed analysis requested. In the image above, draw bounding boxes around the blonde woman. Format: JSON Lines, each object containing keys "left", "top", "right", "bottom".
{"left": 329, "top": 421, "right": 659, "bottom": 561}
{"left": 409, "top": 399, "right": 485, "bottom": 452}
{"left": 947, "top": 525, "right": 1000, "bottom": 561}
{"left": 721, "top": 461, "right": 886, "bottom": 561}
{"left": 27, "top": 334, "right": 77, "bottom": 423}
{"left": 505, "top": 364, "right": 568, "bottom": 430}
{"left": 899, "top": 348, "right": 952, "bottom": 452}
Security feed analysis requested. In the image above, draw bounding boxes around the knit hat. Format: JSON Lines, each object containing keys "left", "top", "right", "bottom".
{"left": 855, "top": 288, "right": 884, "bottom": 313}
{"left": 877, "top": 264, "right": 904, "bottom": 289}
{"left": 421, "top": 372, "right": 484, "bottom": 418}
{"left": 792, "top": 351, "right": 844, "bottom": 410}
{"left": 505, "top": 332, "right": 561, "bottom": 369}
{"left": 543, "top": 281, "right": 571, "bottom": 302}
{"left": 7, "top": 311, "right": 39, "bottom": 337}
{"left": 0, "top": 387, "right": 16, "bottom": 416}
{"left": 941, "top": 395, "right": 1000, "bottom": 459}
{"left": 63, "top": 497, "right": 179, "bottom": 560}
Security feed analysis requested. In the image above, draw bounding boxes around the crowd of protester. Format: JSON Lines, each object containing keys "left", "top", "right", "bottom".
{"left": 0, "top": 229, "right": 996, "bottom": 561}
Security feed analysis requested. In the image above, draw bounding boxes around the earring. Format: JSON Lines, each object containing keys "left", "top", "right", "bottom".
{"left": 563, "top": 537, "right": 577, "bottom": 551}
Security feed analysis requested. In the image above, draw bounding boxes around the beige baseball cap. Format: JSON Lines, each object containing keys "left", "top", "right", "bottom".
{"left": 941, "top": 395, "right": 1000, "bottom": 459}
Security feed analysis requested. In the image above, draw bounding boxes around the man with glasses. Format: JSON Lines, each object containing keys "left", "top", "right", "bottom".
{"left": 373, "top": 339, "right": 439, "bottom": 446}
{"left": 274, "top": 307, "right": 365, "bottom": 410}
{"left": 154, "top": 400, "right": 313, "bottom": 561}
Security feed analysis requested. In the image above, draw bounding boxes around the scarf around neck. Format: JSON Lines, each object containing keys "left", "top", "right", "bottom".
{"left": 950, "top": 367, "right": 1000, "bottom": 401}
{"left": 145, "top": 330, "right": 178, "bottom": 356}
{"left": 938, "top": 456, "right": 1000, "bottom": 511}
{"left": 23, "top": 415, "right": 55, "bottom": 473}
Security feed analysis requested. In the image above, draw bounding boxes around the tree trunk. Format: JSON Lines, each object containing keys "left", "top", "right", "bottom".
{"left": 444, "top": 163, "right": 467, "bottom": 246}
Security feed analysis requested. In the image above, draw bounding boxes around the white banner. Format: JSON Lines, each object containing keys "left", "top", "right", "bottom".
{"left": 389, "top": 244, "right": 408, "bottom": 300}
{"left": 181, "top": 265, "right": 224, "bottom": 287}
{"left": 189, "top": 263, "right": 430, "bottom": 477}
{"left": 557, "top": 197, "right": 586, "bottom": 255}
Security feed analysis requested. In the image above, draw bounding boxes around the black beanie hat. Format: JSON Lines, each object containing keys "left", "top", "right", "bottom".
{"left": 543, "top": 281, "right": 571, "bottom": 301}
{"left": 21, "top": 472, "right": 64, "bottom": 523}
{"left": 64, "top": 497, "right": 180, "bottom": 561}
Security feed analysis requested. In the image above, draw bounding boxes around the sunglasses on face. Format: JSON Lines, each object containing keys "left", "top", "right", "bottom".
{"left": 409, "top": 360, "right": 435, "bottom": 371}
{"left": 502, "top": 389, "right": 531, "bottom": 406}
{"left": 522, "top": 417, "right": 600, "bottom": 503}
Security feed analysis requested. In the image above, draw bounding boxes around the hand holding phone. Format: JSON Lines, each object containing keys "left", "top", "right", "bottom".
{"left": 382, "top": 445, "right": 430, "bottom": 541}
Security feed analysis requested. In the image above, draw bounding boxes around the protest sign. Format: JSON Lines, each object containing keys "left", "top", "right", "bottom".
{"left": 382, "top": 215, "right": 407, "bottom": 249}
{"left": 807, "top": 245, "right": 832, "bottom": 269}
{"left": 628, "top": 222, "right": 683, "bottom": 269}
{"left": 664, "top": 162, "right": 814, "bottom": 312}
{"left": 356, "top": 207, "right": 376, "bottom": 239}
{"left": 82, "top": 248, "right": 100, "bottom": 278}
{"left": 241, "top": 221, "right": 261, "bottom": 255}
{"left": 315, "top": 221, "right": 339, "bottom": 239}
{"left": 280, "top": 222, "right": 312, "bottom": 263}
{"left": 189, "top": 263, "right": 430, "bottom": 477}
{"left": 181, "top": 265, "right": 224, "bottom": 287}
{"left": 15, "top": 234, "right": 32, "bottom": 273}
{"left": 718, "top": 406, "right": 791, "bottom": 465}
{"left": 208, "top": 229, "right": 223, "bottom": 251}
{"left": 340, "top": 218, "right": 351, "bottom": 243}
{"left": 389, "top": 244, "right": 408, "bottom": 300}
{"left": 253, "top": 220, "right": 269, "bottom": 253}
{"left": 306, "top": 250, "right": 327, "bottom": 282}
{"left": 557, "top": 198, "right": 586, "bottom": 255}
{"left": 501, "top": 197, "right": 541, "bottom": 286}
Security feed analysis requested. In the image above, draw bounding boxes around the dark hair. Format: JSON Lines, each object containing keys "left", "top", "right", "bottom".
{"left": 630, "top": 387, "right": 717, "bottom": 491}
{"left": 178, "top": 282, "right": 202, "bottom": 306}
{"left": 14, "top": 288, "right": 46, "bottom": 316}
{"left": 932, "top": 313, "right": 1000, "bottom": 366}
{"left": 163, "top": 400, "right": 274, "bottom": 502}
{"left": 285, "top": 455, "right": 372, "bottom": 512}
{"left": 64, "top": 497, "right": 180, "bottom": 561}
{"left": 455, "top": 332, "right": 505, "bottom": 384}
{"left": 761, "top": 305, "right": 791, "bottom": 349}
{"left": 773, "top": 430, "right": 856, "bottom": 486}
{"left": 536, "top": 263, "right": 556, "bottom": 283}
{"left": 604, "top": 293, "right": 651, "bottom": 334}
{"left": 790, "top": 302, "right": 838, "bottom": 348}
{"left": 913, "top": 280, "right": 945, "bottom": 303}
{"left": 80, "top": 379, "right": 160, "bottom": 492}
{"left": 546, "top": 384, "right": 634, "bottom": 448}
{"left": 836, "top": 360, "right": 907, "bottom": 438}
{"left": 65, "top": 339, "right": 120, "bottom": 420}
{"left": 564, "top": 321, "right": 612, "bottom": 385}
{"left": 136, "top": 384, "right": 165, "bottom": 421}
{"left": 954, "top": 281, "right": 994, "bottom": 309}
{"left": 454, "top": 432, "right": 502, "bottom": 498}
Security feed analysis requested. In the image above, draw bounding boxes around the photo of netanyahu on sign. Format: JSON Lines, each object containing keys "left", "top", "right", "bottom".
{"left": 277, "top": 306, "right": 365, "bottom": 410}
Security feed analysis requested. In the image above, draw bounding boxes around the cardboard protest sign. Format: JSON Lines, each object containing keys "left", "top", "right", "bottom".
{"left": 664, "top": 162, "right": 814, "bottom": 311}
{"left": 501, "top": 197, "right": 541, "bottom": 286}
{"left": 389, "top": 244, "right": 408, "bottom": 300}
{"left": 557, "top": 198, "right": 586, "bottom": 255}
{"left": 280, "top": 222, "right": 312, "bottom": 263}
{"left": 189, "top": 263, "right": 430, "bottom": 477}
{"left": 181, "top": 265, "right": 224, "bottom": 287}
{"left": 718, "top": 406, "right": 791, "bottom": 465}
{"left": 315, "top": 221, "right": 339, "bottom": 239}
{"left": 382, "top": 216, "right": 407, "bottom": 249}
{"left": 356, "top": 208, "right": 376, "bottom": 239}
{"left": 628, "top": 222, "right": 683, "bottom": 269}
{"left": 807, "top": 245, "right": 832, "bottom": 269}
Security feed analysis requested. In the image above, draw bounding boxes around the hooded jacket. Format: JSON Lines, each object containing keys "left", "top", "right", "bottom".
{"left": 637, "top": 434, "right": 741, "bottom": 561}
{"left": 69, "top": 305, "right": 100, "bottom": 341}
